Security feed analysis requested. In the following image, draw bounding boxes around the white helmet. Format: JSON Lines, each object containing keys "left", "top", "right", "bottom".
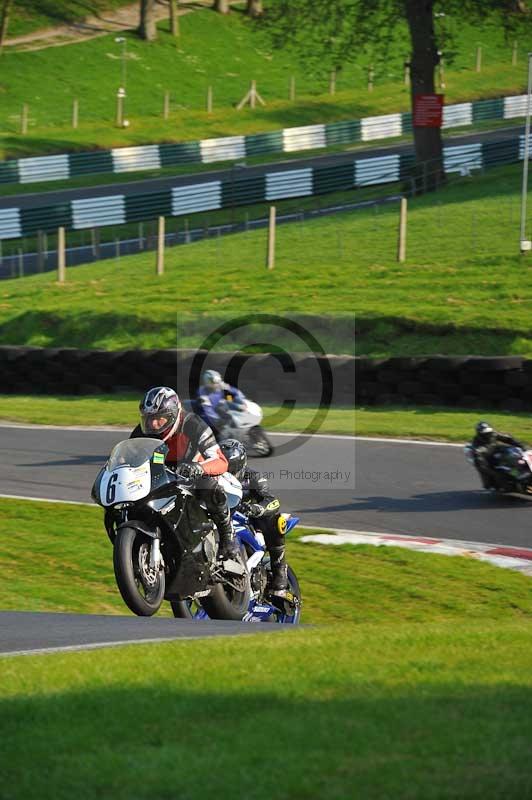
{"left": 139, "top": 386, "right": 182, "bottom": 441}
{"left": 201, "top": 369, "right": 223, "bottom": 393}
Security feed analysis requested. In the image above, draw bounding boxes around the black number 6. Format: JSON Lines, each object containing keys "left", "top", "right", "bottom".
{"left": 106, "top": 473, "right": 118, "bottom": 505}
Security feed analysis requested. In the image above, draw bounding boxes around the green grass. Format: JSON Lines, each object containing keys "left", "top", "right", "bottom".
{"left": 1, "top": 623, "right": 532, "bottom": 799}
{"left": 3, "top": 395, "right": 532, "bottom": 444}
{"left": 0, "top": 6, "right": 530, "bottom": 159}
{"left": 0, "top": 164, "right": 531, "bottom": 356}
{"left": 0, "top": 393, "right": 353, "bottom": 436}
{"left": 2, "top": 496, "right": 532, "bottom": 798}
{"left": 3, "top": 497, "right": 532, "bottom": 623}
{"left": 4, "top": 495, "right": 532, "bottom": 622}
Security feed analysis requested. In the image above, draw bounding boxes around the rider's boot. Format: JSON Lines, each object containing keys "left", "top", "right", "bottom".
{"left": 269, "top": 545, "right": 288, "bottom": 595}
{"left": 213, "top": 504, "right": 240, "bottom": 559}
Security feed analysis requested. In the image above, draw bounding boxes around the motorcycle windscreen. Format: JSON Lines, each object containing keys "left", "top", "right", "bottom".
{"left": 108, "top": 438, "right": 167, "bottom": 470}
{"left": 100, "top": 464, "right": 152, "bottom": 506}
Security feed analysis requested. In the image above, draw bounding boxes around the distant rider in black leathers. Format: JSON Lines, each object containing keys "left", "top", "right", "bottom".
{"left": 470, "top": 420, "right": 526, "bottom": 489}
{"left": 219, "top": 439, "right": 289, "bottom": 595}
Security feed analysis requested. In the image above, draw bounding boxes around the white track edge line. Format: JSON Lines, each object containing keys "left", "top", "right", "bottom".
{"left": 0, "top": 421, "right": 464, "bottom": 447}
{"left": 0, "top": 632, "right": 258, "bottom": 658}
{"left": 0, "top": 493, "right": 94, "bottom": 506}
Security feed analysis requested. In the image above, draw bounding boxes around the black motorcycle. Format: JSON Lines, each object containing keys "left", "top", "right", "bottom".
{"left": 92, "top": 437, "right": 250, "bottom": 618}
{"left": 465, "top": 443, "right": 532, "bottom": 496}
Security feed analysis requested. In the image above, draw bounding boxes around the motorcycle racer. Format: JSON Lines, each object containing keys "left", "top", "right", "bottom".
{"left": 130, "top": 386, "right": 239, "bottom": 558}
{"left": 197, "top": 370, "right": 247, "bottom": 438}
{"left": 470, "top": 421, "right": 526, "bottom": 490}
{"left": 220, "top": 438, "right": 289, "bottom": 595}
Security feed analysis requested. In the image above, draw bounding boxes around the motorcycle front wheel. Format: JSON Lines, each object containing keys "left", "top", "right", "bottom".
{"left": 248, "top": 425, "right": 274, "bottom": 458}
{"left": 113, "top": 527, "right": 165, "bottom": 616}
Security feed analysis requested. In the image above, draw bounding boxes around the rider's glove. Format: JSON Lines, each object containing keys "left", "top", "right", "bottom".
{"left": 246, "top": 502, "right": 265, "bottom": 518}
{"left": 177, "top": 462, "right": 204, "bottom": 482}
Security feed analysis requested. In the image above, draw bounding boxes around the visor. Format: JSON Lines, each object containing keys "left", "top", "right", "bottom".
{"left": 140, "top": 412, "right": 175, "bottom": 436}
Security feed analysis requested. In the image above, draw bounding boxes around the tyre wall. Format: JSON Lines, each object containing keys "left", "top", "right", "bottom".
{"left": 1, "top": 348, "right": 531, "bottom": 410}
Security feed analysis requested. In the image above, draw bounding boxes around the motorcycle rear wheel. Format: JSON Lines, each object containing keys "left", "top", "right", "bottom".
{"left": 171, "top": 598, "right": 203, "bottom": 619}
{"left": 113, "top": 527, "right": 165, "bottom": 617}
{"left": 281, "top": 565, "right": 302, "bottom": 624}
{"left": 248, "top": 425, "right": 274, "bottom": 458}
{"left": 201, "top": 549, "right": 251, "bottom": 620}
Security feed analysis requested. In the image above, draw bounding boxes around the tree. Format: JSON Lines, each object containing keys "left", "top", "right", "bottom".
{"left": 139, "top": 0, "right": 157, "bottom": 40}
{"left": 246, "top": 0, "right": 263, "bottom": 17}
{"left": 214, "top": 0, "right": 230, "bottom": 13}
{"left": 169, "top": 0, "right": 179, "bottom": 36}
{"left": 0, "top": 0, "right": 13, "bottom": 54}
{"left": 260, "top": 0, "right": 528, "bottom": 189}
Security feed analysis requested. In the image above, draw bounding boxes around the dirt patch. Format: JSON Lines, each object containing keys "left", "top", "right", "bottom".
{"left": 5, "top": 0, "right": 241, "bottom": 52}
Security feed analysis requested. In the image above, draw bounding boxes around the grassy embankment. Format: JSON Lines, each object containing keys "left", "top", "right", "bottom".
{"left": 0, "top": 164, "right": 531, "bottom": 356}
{"left": 2, "top": 496, "right": 532, "bottom": 798}
{"left": 1, "top": 6, "right": 530, "bottom": 159}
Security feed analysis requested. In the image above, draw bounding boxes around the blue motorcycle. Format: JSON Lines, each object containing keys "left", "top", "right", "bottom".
{"left": 172, "top": 510, "right": 302, "bottom": 624}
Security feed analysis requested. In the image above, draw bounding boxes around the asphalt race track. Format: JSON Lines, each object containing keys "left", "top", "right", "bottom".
{"left": 0, "top": 611, "right": 287, "bottom": 656}
{"left": 1, "top": 423, "right": 531, "bottom": 548}
{"left": 0, "top": 125, "right": 523, "bottom": 212}
{"left": 3, "top": 424, "right": 532, "bottom": 652}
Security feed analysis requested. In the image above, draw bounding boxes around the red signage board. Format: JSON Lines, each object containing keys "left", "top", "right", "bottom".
{"left": 413, "top": 94, "right": 444, "bottom": 127}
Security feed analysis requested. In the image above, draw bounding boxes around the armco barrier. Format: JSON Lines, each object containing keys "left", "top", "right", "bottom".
{"left": 0, "top": 94, "right": 528, "bottom": 187}
{"left": 0, "top": 133, "right": 528, "bottom": 240}
{"left": 2, "top": 348, "right": 532, "bottom": 412}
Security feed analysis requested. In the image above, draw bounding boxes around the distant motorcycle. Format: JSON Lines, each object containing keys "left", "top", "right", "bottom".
{"left": 92, "top": 438, "right": 300, "bottom": 622}
{"left": 187, "top": 397, "right": 274, "bottom": 458}
{"left": 465, "top": 443, "right": 532, "bottom": 496}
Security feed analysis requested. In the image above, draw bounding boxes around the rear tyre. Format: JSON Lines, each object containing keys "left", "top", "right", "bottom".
{"left": 113, "top": 527, "right": 165, "bottom": 617}
{"left": 170, "top": 599, "right": 203, "bottom": 619}
{"left": 273, "top": 565, "right": 302, "bottom": 625}
{"left": 201, "top": 548, "right": 251, "bottom": 620}
{"left": 248, "top": 426, "right": 274, "bottom": 458}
